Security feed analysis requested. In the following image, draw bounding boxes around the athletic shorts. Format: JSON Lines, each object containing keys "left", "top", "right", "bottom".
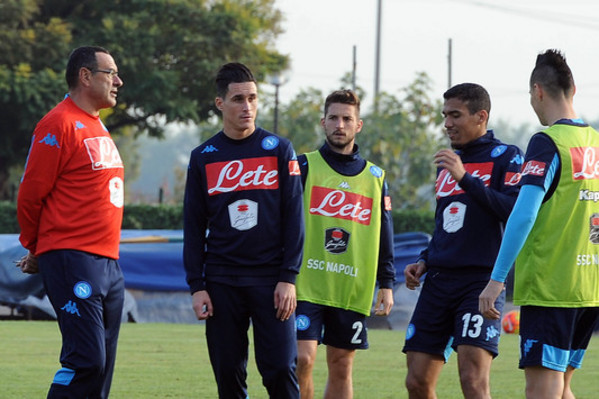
{"left": 519, "top": 306, "right": 599, "bottom": 372}
{"left": 295, "top": 301, "right": 368, "bottom": 350}
{"left": 402, "top": 268, "right": 505, "bottom": 360}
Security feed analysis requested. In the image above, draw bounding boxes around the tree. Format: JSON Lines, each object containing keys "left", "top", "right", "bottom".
{"left": 0, "top": 0, "right": 288, "bottom": 199}
{"left": 259, "top": 72, "right": 444, "bottom": 210}
{"left": 361, "top": 72, "right": 445, "bottom": 210}
{"left": 265, "top": 87, "right": 324, "bottom": 154}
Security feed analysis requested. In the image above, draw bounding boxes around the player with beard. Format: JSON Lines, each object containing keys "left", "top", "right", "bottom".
{"left": 295, "top": 89, "right": 395, "bottom": 399}
{"left": 402, "top": 83, "right": 523, "bottom": 399}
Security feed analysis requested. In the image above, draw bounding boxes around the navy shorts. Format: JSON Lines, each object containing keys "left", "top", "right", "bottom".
{"left": 402, "top": 268, "right": 505, "bottom": 360}
{"left": 296, "top": 301, "right": 368, "bottom": 350}
{"left": 519, "top": 306, "right": 599, "bottom": 372}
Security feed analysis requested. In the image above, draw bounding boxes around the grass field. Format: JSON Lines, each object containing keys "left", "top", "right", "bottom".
{"left": 1, "top": 321, "right": 598, "bottom": 398}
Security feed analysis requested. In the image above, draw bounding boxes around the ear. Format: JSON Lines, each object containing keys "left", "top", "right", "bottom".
{"left": 356, "top": 119, "right": 364, "bottom": 133}
{"left": 215, "top": 97, "right": 223, "bottom": 111}
{"left": 477, "top": 109, "right": 489, "bottom": 125}
{"left": 532, "top": 83, "right": 544, "bottom": 100}
{"left": 320, "top": 117, "right": 326, "bottom": 128}
{"left": 79, "top": 67, "right": 93, "bottom": 88}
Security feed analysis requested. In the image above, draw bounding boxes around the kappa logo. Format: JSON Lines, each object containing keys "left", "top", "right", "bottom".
{"left": 75, "top": 121, "right": 86, "bottom": 130}
{"left": 523, "top": 339, "right": 538, "bottom": 356}
{"left": 338, "top": 181, "right": 351, "bottom": 190}
{"left": 61, "top": 300, "right": 81, "bottom": 317}
{"left": 39, "top": 133, "right": 60, "bottom": 148}
{"left": 201, "top": 145, "right": 218, "bottom": 153}
{"left": 485, "top": 325, "right": 500, "bottom": 341}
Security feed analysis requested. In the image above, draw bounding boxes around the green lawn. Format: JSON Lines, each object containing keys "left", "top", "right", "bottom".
{"left": 1, "top": 321, "right": 598, "bottom": 398}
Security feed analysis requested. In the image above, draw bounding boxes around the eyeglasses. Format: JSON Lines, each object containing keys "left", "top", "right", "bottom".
{"left": 85, "top": 67, "right": 120, "bottom": 79}
{"left": 93, "top": 68, "right": 119, "bottom": 78}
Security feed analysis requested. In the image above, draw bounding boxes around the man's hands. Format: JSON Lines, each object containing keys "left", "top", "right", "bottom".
{"left": 373, "top": 288, "right": 393, "bottom": 316}
{"left": 434, "top": 149, "right": 467, "bottom": 182}
{"left": 15, "top": 252, "right": 38, "bottom": 274}
{"left": 274, "top": 282, "right": 296, "bottom": 321}
{"left": 191, "top": 282, "right": 297, "bottom": 322}
{"left": 478, "top": 280, "right": 505, "bottom": 320}
{"left": 404, "top": 260, "right": 426, "bottom": 290}
{"left": 192, "top": 290, "right": 213, "bottom": 320}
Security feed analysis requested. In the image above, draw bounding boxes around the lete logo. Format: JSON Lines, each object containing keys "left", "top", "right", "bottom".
{"left": 571, "top": 147, "right": 599, "bottom": 180}
{"left": 206, "top": 157, "right": 279, "bottom": 195}
{"left": 309, "top": 186, "right": 373, "bottom": 225}
{"left": 436, "top": 162, "right": 493, "bottom": 198}
{"left": 84, "top": 137, "right": 123, "bottom": 170}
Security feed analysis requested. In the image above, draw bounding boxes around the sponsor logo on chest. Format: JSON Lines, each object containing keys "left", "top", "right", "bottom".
{"left": 435, "top": 162, "right": 493, "bottom": 198}
{"left": 309, "top": 186, "right": 373, "bottom": 225}
{"left": 84, "top": 137, "right": 123, "bottom": 170}
{"left": 206, "top": 156, "right": 279, "bottom": 195}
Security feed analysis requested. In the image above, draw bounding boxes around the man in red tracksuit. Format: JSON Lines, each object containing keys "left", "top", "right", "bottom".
{"left": 17, "top": 46, "right": 125, "bottom": 399}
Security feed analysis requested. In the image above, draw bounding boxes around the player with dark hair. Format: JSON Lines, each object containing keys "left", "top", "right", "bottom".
{"left": 183, "top": 62, "right": 304, "bottom": 398}
{"left": 17, "top": 45, "right": 125, "bottom": 398}
{"left": 295, "top": 89, "right": 395, "bottom": 399}
{"left": 480, "top": 49, "right": 599, "bottom": 398}
{"left": 403, "top": 83, "right": 523, "bottom": 398}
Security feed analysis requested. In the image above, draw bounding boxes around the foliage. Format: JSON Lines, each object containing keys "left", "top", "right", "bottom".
{"left": 361, "top": 72, "right": 445, "bottom": 210}
{"left": 0, "top": 203, "right": 431, "bottom": 234}
{"left": 0, "top": 202, "right": 19, "bottom": 234}
{"left": 392, "top": 209, "right": 435, "bottom": 235}
{"left": 263, "top": 87, "right": 325, "bottom": 153}
{"left": 0, "top": 0, "right": 288, "bottom": 199}
{"left": 265, "top": 72, "right": 444, "bottom": 210}
{"left": 122, "top": 204, "right": 183, "bottom": 230}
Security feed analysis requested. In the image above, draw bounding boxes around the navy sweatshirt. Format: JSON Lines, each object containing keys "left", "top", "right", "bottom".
{"left": 183, "top": 127, "right": 305, "bottom": 294}
{"left": 422, "top": 131, "right": 523, "bottom": 271}
{"left": 298, "top": 142, "right": 395, "bottom": 288}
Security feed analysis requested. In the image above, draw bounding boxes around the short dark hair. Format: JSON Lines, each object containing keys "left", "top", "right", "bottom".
{"left": 215, "top": 63, "right": 256, "bottom": 98}
{"left": 530, "top": 49, "right": 574, "bottom": 98}
{"left": 324, "top": 89, "right": 360, "bottom": 117}
{"left": 443, "top": 83, "right": 491, "bottom": 116}
{"left": 65, "top": 46, "right": 110, "bottom": 89}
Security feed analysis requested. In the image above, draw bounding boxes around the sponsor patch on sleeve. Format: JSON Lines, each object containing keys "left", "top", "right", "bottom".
{"left": 384, "top": 195, "right": 392, "bottom": 211}
{"left": 504, "top": 172, "right": 522, "bottom": 186}
{"left": 521, "top": 160, "right": 546, "bottom": 177}
{"left": 289, "top": 160, "right": 300, "bottom": 176}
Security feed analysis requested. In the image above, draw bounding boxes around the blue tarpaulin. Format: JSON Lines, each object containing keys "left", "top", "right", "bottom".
{"left": 0, "top": 230, "right": 430, "bottom": 297}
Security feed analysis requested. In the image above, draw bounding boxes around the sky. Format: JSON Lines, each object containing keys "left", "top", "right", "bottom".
{"left": 273, "top": 0, "right": 599, "bottom": 129}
